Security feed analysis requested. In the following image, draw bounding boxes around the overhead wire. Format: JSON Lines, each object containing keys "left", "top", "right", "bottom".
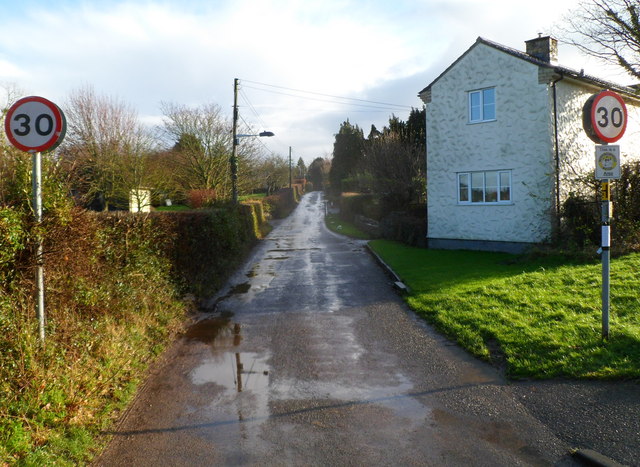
{"left": 235, "top": 78, "right": 414, "bottom": 159}
{"left": 238, "top": 113, "right": 280, "bottom": 157}
{"left": 241, "top": 79, "right": 413, "bottom": 110}
{"left": 241, "top": 85, "right": 408, "bottom": 112}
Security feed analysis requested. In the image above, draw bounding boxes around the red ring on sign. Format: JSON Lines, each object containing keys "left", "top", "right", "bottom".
{"left": 590, "top": 90, "right": 627, "bottom": 144}
{"left": 4, "top": 96, "right": 65, "bottom": 153}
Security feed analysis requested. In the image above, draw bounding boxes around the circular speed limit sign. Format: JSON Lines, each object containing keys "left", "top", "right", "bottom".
{"left": 583, "top": 90, "right": 627, "bottom": 144}
{"left": 4, "top": 96, "right": 66, "bottom": 153}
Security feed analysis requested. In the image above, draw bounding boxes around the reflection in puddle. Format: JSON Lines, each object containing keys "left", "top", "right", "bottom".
{"left": 186, "top": 316, "right": 271, "bottom": 426}
{"left": 191, "top": 351, "right": 270, "bottom": 395}
{"left": 185, "top": 314, "right": 241, "bottom": 346}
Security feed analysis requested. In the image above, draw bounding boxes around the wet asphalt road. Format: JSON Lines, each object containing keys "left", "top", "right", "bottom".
{"left": 96, "top": 192, "right": 636, "bottom": 466}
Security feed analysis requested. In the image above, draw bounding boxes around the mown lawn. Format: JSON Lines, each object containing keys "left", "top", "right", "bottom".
{"left": 369, "top": 240, "right": 640, "bottom": 379}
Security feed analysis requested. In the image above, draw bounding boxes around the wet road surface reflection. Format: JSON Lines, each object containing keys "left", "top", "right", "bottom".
{"left": 98, "top": 192, "right": 573, "bottom": 466}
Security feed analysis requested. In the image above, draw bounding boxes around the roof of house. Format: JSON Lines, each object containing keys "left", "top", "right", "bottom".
{"left": 418, "top": 37, "right": 640, "bottom": 99}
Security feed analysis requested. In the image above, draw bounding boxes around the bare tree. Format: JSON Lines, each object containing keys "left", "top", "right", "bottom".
{"left": 61, "top": 86, "right": 153, "bottom": 210}
{"left": 159, "top": 102, "right": 226, "bottom": 198}
{"left": 253, "top": 155, "right": 289, "bottom": 195}
{"left": 159, "top": 102, "right": 266, "bottom": 199}
{"left": 561, "top": 0, "right": 640, "bottom": 80}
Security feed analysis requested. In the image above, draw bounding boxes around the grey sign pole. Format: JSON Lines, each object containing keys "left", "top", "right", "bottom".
{"left": 32, "top": 151, "right": 45, "bottom": 343}
{"left": 601, "top": 183, "right": 611, "bottom": 340}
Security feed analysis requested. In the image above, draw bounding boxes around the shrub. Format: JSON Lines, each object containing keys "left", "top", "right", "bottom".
{"left": 0, "top": 208, "right": 26, "bottom": 278}
{"left": 186, "top": 189, "right": 217, "bottom": 208}
{"left": 559, "top": 194, "right": 599, "bottom": 248}
{"left": 263, "top": 188, "right": 298, "bottom": 219}
{"left": 339, "top": 193, "right": 376, "bottom": 221}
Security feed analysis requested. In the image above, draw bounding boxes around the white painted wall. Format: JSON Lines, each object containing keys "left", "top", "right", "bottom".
{"left": 426, "top": 43, "right": 554, "bottom": 244}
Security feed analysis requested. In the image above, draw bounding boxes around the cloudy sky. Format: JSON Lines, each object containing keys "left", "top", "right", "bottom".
{"left": 0, "top": 0, "right": 633, "bottom": 164}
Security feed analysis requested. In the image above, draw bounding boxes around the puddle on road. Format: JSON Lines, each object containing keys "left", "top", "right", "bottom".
{"left": 246, "top": 267, "right": 277, "bottom": 279}
{"left": 191, "top": 351, "right": 270, "bottom": 396}
{"left": 267, "top": 248, "right": 321, "bottom": 253}
{"left": 184, "top": 315, "right": 272, "bottom": 453}
{"left": 201, "top": 281, "right": 252, "bottom": 313}
{"left": 186, "top": 314, "right": 241, "bottom": 346}
{"left": 271, "top": 372, "right": 430, "bottom": 428}
{"left": 230, "top": 282, "right": 251, "bottom": 294}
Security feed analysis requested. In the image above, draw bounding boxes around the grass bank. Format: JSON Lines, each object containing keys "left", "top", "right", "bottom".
{"left": 325, "top": 213, "right": 370, "bottom": 239}
{"left": 369, "top": 240, "right": 640, "bottom": 379}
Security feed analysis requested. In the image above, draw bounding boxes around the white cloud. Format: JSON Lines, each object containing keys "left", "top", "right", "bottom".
{"left": 0, "top": 0, "right": 633, "bottom": 163}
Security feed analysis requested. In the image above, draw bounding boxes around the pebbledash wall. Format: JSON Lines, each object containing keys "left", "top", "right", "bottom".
{"left": 425, "top": 43, "right": 553, "bottom": 251}
{"left": 422, "top": 38, "right": 640, "bottom": 253}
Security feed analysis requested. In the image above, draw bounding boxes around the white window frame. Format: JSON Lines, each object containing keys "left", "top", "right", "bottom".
{"left": 468, "top": 87, "right": 496, "bottom": 123}
{"left": 457, "top": 170, "right": 512, "bottom": 205}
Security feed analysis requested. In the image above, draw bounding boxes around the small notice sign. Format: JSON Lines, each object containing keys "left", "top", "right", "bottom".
{"left": 595, "top": 145, "right": 621, "bottom": 180}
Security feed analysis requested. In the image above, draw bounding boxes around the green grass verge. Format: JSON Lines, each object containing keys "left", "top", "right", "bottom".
{"left": 368, "top": 239, "right": 640, "bottom": 380}
{"left": 325, "top": 213, "right": 371, "bottom": 239}
{"left": 155, "top": 204, "right": 191, "bottom": 211}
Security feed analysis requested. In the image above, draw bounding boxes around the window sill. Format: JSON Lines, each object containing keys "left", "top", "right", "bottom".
{"left": 457, "top": 202, "right": 513, "bottom": 206}
{"left": 467, "top": 119, "right": 497, "bottom": 125}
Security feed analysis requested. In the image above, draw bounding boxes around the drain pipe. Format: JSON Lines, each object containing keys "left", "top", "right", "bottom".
{"left": 552, "top": 72, "right": 564, "bottom": 233}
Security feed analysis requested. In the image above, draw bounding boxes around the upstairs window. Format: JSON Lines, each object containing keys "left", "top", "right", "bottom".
{"left": 458, "top": 170, "right": 511, "bottom": 204}
{"left": 469, "top": 88, "right": 496, "bottom": 123}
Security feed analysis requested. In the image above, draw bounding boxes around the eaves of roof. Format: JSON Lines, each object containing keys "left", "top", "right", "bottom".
{"left": 418, "top": 37, "right": 640, "bottom": 101}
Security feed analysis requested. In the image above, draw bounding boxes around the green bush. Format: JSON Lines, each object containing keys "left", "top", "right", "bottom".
{"left": 559, "top": 194, "right": 600, "bottom": 249}
{"left": 0, "top": 207, "right": 26, "bottom": 277}
{"left": 339, "top": 193, "right": 377, "bottom": 221}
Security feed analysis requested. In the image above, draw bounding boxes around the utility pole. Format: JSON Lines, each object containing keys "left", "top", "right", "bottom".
{"left": 231, "top": 78, "right": 239, "bottom": 203}
{"left": 289, "top": 146, "right": 292, "bottom": 189}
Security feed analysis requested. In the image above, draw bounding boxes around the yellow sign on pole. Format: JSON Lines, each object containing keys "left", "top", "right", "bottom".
{"left": 601, "top": 181, "right": 610, "bottom": 201}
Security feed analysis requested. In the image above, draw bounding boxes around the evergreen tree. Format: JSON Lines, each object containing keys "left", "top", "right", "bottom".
{"left": 308, "top": 157, "right": 331, "bottom": 190}
{"left": 329, "top": 120, "right": 364, "bottom": 193}
{"left": 296, "top": 157, "right": 307, "bottom": 178}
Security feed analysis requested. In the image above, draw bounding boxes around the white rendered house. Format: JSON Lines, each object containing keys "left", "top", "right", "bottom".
{"left": 418, "top": 36, "right": 640, "bottom": 253}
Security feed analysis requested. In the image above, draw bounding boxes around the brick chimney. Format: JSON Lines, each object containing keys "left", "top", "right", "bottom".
{"left": 525, "top": 35, "right": 558, "bottom": 63}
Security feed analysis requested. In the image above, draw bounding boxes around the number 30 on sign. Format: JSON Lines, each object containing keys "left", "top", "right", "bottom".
{"left": 583, "top": 90, "right": 627, "bottom": 144}
{"left": 4, "top": 96, "right": 66, "bottom": 153}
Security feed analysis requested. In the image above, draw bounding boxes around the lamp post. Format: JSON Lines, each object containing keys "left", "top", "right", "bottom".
{"left": 231, "top": 78, "right": 274, "bottom": 203}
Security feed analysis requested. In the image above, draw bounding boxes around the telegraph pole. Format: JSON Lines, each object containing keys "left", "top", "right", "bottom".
{"left": 289, "top": 146, "right": 292, "bottom": 189}
{"left": 231, "top": 78, "right": 239, "bottom": 203}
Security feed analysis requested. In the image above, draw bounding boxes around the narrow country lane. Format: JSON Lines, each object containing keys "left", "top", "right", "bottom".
{"left": 96, "top": 192, "right": 576, "bottom": 466}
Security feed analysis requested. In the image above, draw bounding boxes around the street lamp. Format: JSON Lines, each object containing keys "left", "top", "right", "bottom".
{"left": 231, "top": 78, "right": 275, "bottom": 203}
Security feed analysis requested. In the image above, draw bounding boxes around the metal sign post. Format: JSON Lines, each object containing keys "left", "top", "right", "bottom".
{"left": 32, "top": 151, "right": 45, "bottom": 342}
{"left": 583, "top": 89, "right": 626, "bottom": 340}
{"left": 600, "top": 180, "right": 611, "bottom": 339}
{"left": 4, "top": 96, "right": 66, "bottom": 343}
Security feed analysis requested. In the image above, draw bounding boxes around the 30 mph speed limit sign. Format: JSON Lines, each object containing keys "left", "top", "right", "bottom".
{"left": 4, "top": 96, "right": 66, "bottom": 153}
{"left": 583, "top": 90, "right": 627, "bottom": 144}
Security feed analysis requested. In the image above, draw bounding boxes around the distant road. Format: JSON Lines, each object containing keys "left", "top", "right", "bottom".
{"left": 97, "top": 192, "right": 581, "bottom": 466}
